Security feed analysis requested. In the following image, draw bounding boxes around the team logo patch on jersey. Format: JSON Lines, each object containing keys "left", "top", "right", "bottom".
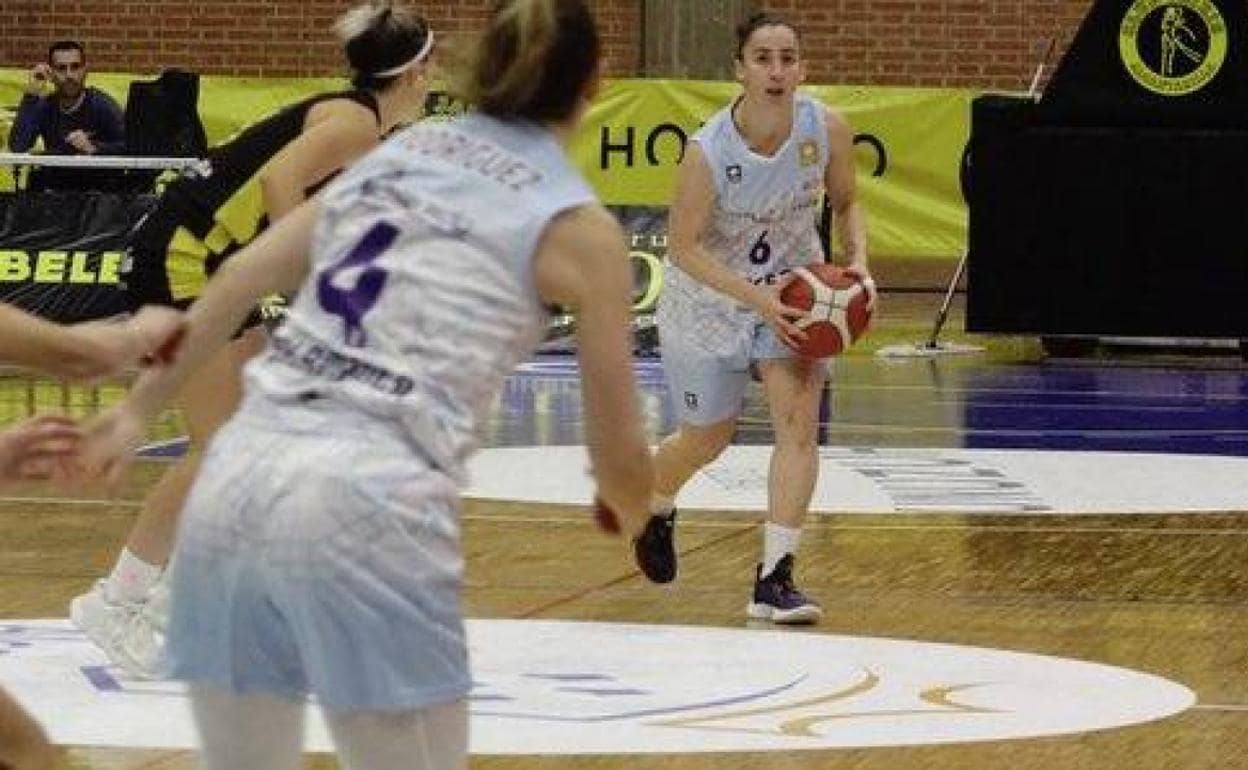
{"left": 799, "top": 140, "right": 820, "bottom": 167}
{"left": 684, "top": 392, "right": 699, "bottom": 410}
{"left": 725, "top": 165, "right": 743, "bottom": 184}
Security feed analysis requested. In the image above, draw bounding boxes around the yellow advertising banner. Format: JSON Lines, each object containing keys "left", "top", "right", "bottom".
{"left": 571, "top": 80, "right": 973, "bottom": 259}
{"left": 1, "top": 72, "right": 972, "bottom": 257}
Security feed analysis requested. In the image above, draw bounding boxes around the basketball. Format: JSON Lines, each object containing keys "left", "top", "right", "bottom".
{"left": 778, "top": 264, "right": 873, "bottom": 358}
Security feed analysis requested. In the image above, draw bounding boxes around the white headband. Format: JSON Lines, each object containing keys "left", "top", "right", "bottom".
{"left": 374, "top": 30, "right": 434, "bottom": 78}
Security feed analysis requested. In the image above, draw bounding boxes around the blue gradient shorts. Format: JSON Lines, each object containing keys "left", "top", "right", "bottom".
{"left": 166, "top": 402, "right": 470, "bottom": 712}
{"left": 659, "top": 321, "right": 803, "bottom": 426}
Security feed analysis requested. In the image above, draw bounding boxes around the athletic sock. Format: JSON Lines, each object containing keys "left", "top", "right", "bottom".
{"left": 104, "top": 547, "right": 163, "bottom": 603}
{"left": 761, "top": 522, "right": 801, "bottom": 577}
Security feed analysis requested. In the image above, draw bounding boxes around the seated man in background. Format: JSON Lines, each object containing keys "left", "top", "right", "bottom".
{"left": 7, "top": 41, "right": 125, "bottom": 191}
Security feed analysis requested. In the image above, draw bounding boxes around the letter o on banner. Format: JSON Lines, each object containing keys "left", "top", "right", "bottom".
{"left": 630, "top": 250, "right": 664, "bottom": 313}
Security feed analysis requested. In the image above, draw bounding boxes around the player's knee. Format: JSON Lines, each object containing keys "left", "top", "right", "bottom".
{"left": 682, "top": 424, "right": 734, "bottom": 466}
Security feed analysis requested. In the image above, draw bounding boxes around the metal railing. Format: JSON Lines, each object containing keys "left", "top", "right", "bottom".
{"left": 0, "top": 152, "right": 208, "bottom": 176}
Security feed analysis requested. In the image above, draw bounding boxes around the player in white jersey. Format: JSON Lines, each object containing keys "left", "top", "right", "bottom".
{"left": 68, "top": 0, "right": 437, "bottom": 682}
{"left": 77, "top": 2, "right": 654, "bottom": 768}
{"left": 635, "top": 13, "right": 876, "bottom": 624}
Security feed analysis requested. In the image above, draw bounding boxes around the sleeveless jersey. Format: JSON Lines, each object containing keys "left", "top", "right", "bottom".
{"left": 132, "top": 90, "right": 380, "bottom": 276}
{"left": 657, "top": 93, "right": 829, "bottom": 356}
{"left": 243, "top": 112, "right": 597, "bottom": 481}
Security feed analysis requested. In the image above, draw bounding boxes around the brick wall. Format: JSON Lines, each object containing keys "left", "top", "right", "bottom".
{"left": 764, "top": 1, "right": 1091, "bottom": 88}
{"left": 0, "top": 1, "right": 640, "bottom": 80}
{"left": 0, "top": 0, "right": 1089, "bottom": 88}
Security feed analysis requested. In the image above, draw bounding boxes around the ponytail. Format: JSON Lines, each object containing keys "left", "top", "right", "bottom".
{"left": 454, "top": 0, "right": 599, "bottom": 122}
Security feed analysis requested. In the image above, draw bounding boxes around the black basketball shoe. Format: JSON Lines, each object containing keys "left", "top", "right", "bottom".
{"left": 747, "top": 554, "right": 823, "bottom": 624}
{"left": 633, "top": 509, "right": 678, "bottom": 584}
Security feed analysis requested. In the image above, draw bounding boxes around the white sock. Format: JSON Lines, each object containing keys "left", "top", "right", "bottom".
{"left": 104, "top": 548, "right": 163, "bottom": 603}
{"left": 762, "top": 522, "right": 801, "bottom": 577}
{"left": 651, "top": 494, "right": 675, "bottom": 516}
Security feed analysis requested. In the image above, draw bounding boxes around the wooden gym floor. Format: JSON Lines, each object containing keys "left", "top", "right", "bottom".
{"left": 2, "top": 287, "right": 1247, "bottom": 768}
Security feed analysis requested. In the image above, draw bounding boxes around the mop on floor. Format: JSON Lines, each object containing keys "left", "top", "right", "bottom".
{"left": 875, "top": 36, "right": 1057, "bottom": 360}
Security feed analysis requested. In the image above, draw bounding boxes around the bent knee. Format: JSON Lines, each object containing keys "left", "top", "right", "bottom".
{"left": 679, "top": 422, "right": 735, "bottom": 465}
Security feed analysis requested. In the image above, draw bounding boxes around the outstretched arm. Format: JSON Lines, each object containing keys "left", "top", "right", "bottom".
{"left": 80, "top": 199, "right": 320, "bottom": 484}
{"left": 534, "top": 204, "right": 654, "bottom": 535}
{"left": 0, "top": 303, "right": 184, "bottom": 382}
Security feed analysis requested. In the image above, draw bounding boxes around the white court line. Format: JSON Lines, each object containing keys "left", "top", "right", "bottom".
{"left": 830, "top": 382, "right": 1248, "bottom": 402}
{"left": 1193, "top": 704, "right": 1248, "bottom": 712}
{"left": 0, "top": 496, "right": 140, "bottom": 508}
{"left": 462, "top": 512, "right": 1248, "bottom": 537}
{"left": 0, "top": 502, "right": 1243, "bottom": 533}
{"left": 734, "top": 417, "right": 1248, "bottom": 437}
{"left": 926, "top": 400, "right": 1209, "bottom": 413}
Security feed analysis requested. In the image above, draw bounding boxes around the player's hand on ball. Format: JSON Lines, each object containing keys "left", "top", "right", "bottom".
{"left": 753, "top": 282, "right": 809, "bottom": 351}
{"left": 844, "top": 263, "right": 878, "bottom": 312}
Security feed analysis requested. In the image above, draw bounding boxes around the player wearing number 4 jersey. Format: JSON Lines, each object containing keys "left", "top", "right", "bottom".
{"left": 68, "top": 0, "right": 436, "bottom": 683}
{"left": 79, "top": 1, "right": 653, "bottom": 767}
{"left": 638, "top": 12, "right": 877, "bottom": 623}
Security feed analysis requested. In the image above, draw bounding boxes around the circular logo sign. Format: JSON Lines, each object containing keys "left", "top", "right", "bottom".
{"left": 1120, "top": 0, "right": 1227, "bottom": 95}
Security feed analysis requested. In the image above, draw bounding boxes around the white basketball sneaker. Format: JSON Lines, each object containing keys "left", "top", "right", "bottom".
{"left": 69, "top": 577, "right": 170, "bottom": 680}
{"left": 69, "top": 580, "right": 143, "bottom": 666}
{"left": 111, "top": 577, "right": 170, "bottom": 680}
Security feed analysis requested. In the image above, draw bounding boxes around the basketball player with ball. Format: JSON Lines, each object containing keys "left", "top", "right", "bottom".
{"left": 635, "top": 12, "right": 876, "bottom": 624}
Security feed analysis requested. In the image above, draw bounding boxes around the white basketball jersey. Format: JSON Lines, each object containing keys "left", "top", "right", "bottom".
{"left": 244, "top": 113, "right": 597, "bottom": 480}
{"left": 658, "top": 93, "right": 829, "bottom": 355}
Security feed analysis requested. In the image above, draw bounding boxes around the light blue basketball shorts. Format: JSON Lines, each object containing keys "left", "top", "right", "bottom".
{"left": 659, "top": 320, "right": 820, "bottom": 426}
{"left": 166, "top": 400, "right": 471, "bottom": 713}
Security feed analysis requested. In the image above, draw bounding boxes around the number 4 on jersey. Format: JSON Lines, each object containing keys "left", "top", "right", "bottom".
{"left": 317, "top": 221, "right": 398, "bottom": 347}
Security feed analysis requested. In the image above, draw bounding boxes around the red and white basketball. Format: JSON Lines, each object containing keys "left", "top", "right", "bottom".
{"left": 779, "top": 264, "right": 873, "bottom": 358}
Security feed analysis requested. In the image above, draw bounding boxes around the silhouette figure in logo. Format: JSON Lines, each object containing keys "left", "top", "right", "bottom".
{"left": 1160, "top": 6, "right": 1202, "bottom": 76}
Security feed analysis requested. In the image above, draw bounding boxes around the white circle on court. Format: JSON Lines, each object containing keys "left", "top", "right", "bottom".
{"left": 0, "top": 619, "right": 1193, "bottom": 753}
{"left": 466, "top": 444, "right": 1248, "bottom": 514}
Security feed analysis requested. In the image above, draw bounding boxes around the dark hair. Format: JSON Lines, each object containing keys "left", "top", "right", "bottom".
{"left": 335, "top": 2, "right": 432, "bottom": 91}
{"left": 734, "top": 13, "right": 801, "bottom": 60}
{"left": 455, "top": 0, "right": 600, "bottom": 123}
{"left": 47, "top": 40, "right": 84, "bottom": 63}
